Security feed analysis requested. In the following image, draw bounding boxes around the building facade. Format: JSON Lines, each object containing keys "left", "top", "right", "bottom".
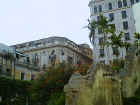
{"left": 0, "top": 43, "right": 15, "bottom": 78}
{"left": 12, "top": 37, "right": 93, "bottom": 69}
{"left": 133, "top": 2, "right": 140, "bottom": 33}
{"left": 88, "top": 0, "right": 140, "bottom": 64}
{"left": 0, "top": 43, "right": 40, "bottom": 80}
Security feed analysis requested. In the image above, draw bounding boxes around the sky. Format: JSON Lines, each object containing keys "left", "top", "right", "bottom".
{"left": 0, "top": 0, "right": 91, "bottom": 46}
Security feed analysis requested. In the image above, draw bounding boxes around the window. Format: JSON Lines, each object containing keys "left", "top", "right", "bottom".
{"left": 21, "top": 72, "right": 25, "bottom": 80}
{"left": 123, "top": 0, "right": 127, "bottom": 7}
{"left": 99, "top": 38, "right": 104, "bottom": 45}
{"left": 61, "top": 49, "right": 65, "bottom": 55}
{"left": 109, "top": 13, "right": 114, "bottom": 21}
{"left": 6, "top": 68, "right": 10, "bottom": 72}
{"left": 108, "top": 3, "right": 112, "bottom": 10}
{"left": 100, "top": 49, "right": 104, "bottom": 57}
{"left": 67, "top": 56, "right": 73, "bottom": 64}
{"left": 99, "top": 5, "right": 102, "bottom": 12}
{"left": 94, "top": 6, "right": 97, "bottom": 14}
{"left": 26, "top": 57, "right": 30, "bottom": 64}
{"left": 125, "top": 33, "right": 130, "bottom": 40}
{"left": 130, "top": 0, "right": 134, "bottom": 5}
{"left": 31, "top": 74, "right": 35, "bottom": 80}
{"left": 136, "top": 0, "right": 139, "bottom": 3}
{"left": 51, "top": 50, "right": 55, "bottom": 55}
{"left": 123, "top": 21, "right": 128, "bottom": 30}
{"left": 118, "top": 1, "right": 122, "bottom": 8}
{"left": 112, "top": 47, "right": 119, "bottom": 56}
{"left": 122, "top": 11, "right": 127, "bottom": 19}
{"left": 97, "top": 16, "right": 100, "bottom": 21}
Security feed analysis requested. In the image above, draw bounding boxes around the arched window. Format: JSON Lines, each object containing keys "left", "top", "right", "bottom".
{"left": 123, "top": 0, "right": 127, "bottom": 7}
{"left": 108, "top": 2, "right": 112, "bottom": 10}
{"left": 94, "top": 6, "right": 97, "bottom": 14}
{"left": 118, "top": 1, "right": 122, "bottom": 8}
{"left": 99, "top": 5, "right": 102, "bottom": 12}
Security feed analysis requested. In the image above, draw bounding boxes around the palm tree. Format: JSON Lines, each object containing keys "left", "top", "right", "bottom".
{"left": 108, "top": 32, "right": 123, "bottom": 58}
{"left": 87, "top": 19, "right": 97, "bottom": 44}
{"left": 134, "top": 32, "right": 140, "bottom": 55}
{"left": 87, "top": 14, "right": 116, "bottom": 63}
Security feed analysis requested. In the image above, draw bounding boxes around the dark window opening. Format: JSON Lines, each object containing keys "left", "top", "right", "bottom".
{"left": 6, "top": 68, "right": 10, "bottom": 72}
{"left": 130, "top": 0, "right": 135, "bottom": 5}
{"left": 67, "top": 56, "right": 73, "bottom": 64}
{"left": 51, "top": 50, "right": 55, "bottom": 55}
{"left": 61, "top": 50, "right": 65, "bottom": 55}
{"left": 31, "top": 74, "right": 35, "bottom": 80}
{"left": 26, "top": 57, "right": 30, "bottom": 64}
{"left": 100, "top": 49, "right": 104, "bottom": 57}
{"left": 108, "top": 3, "right": 112, "bottom": 10}
{"left": 99, "top": 37, "right": 104, "bottom": 45}
{"left": 21, "top": 73, "right": 25, "bottom": 80}
{"left": 21, "top": 72, "right": 25, "bottom": 80}
{"left": 109, "top": 13, "right": 114, "bottom": 21}
{"left": 123, "top": 21, "right": 128, "bottom": 30}
{"left": 118, "top": 1, "right": 123, "bottom": 8}
{"left": 99, "top": 5, "right": 102, "bottom": 12}
{"left": 125, "top": 33, "right": 130, "bottom": 40}
{"left": 136, "top": 0, "right": 139, "bottom": 3}
{"left": 94, "top": 6, "right": 97, "bottom": 14}
{"left": 123, "top": 0, "right": 127, "bottom": 7}
{"left": 113, "top": 47, "right": 119, "bottom": 56}
{"left": 122, "top": 11, "right": 127, "bottom": 19}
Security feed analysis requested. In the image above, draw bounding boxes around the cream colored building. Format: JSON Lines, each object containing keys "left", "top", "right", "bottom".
{"left": 0, "top": 43, "right": 40, "bottom": 80}
{"left": 12, "top": 37, "right": 93, "bottom": 69}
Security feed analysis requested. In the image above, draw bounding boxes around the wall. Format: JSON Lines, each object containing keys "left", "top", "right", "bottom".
{"left": 133, "top": 3, "right": 140, "bottom": 33}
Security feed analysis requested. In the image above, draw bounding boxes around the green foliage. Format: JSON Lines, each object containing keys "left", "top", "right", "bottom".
{"left": 0, "top": 63, "right": 91, "bottom": 105}
{"left": 134, "top": 33, "right": 140, "bottom": 55}
{"left": 31, "top": 63, "right": 75, "bottom": 105}
{"left": 112, "top": 59, "right": 125, "bottom": 71}
{"left": 123, "top": 86, "right": 140, "bottom": 105}
{"left": 48, "top": 92, "right": 65, "bottom": 105}
{"left": 0, "top": 77, "right": 31, "bottom": 105}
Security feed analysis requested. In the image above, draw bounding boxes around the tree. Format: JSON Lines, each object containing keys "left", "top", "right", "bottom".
{"left": 87, "top": 14, "right": 116, "bottom": 63}
{"left": 108, "top": 32, "right": 125, "bottom": 58}
{"left": 134, "top": 32, "right": 140, "bottom": 55}
{"left": 87, "top": 19, "right": 97, "bottom": 44}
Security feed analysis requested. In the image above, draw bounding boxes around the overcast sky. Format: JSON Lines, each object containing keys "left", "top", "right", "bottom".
{"left": 0, "top": 0, "right": 91, "bottom": 46}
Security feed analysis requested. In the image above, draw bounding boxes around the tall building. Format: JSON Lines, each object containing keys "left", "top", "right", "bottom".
{"left": 88, "top": 0, "right": 140, "bottom": 64}
{"left": 133, "top": 2, "right": 140, "bottom": 33}
{"left": 12, "top": 36, "right": 93, "bottom": 69}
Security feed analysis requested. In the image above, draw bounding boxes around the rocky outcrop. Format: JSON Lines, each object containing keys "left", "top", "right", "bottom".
{"left": 64, "top": 65, "right": 123, "bottom": 105}
{"left": 64, "top": 51, "right": 140, "bottom": 105}
{"left": 122, "top": 55, "right": 140, "bottom": 97}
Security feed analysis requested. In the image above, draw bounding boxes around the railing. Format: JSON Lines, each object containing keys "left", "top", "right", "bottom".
{"left": 15, "top": 61, "right": 40, "bottom": 71}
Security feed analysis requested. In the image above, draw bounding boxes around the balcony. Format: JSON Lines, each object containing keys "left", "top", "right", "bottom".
{"left": 15, "top": 61, "right": 40, "bottom": 71}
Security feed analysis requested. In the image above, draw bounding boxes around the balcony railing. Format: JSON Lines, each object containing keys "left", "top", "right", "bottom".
{"left": 15, "top": 61, "right": 40, "bottom": 71}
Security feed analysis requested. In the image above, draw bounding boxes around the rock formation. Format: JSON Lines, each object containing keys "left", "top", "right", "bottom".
{"left": 64, "top": 65, "right": 123, "bottom": 105}
{"left": 64, "top": 47, "right": 140, "bottom": 105}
